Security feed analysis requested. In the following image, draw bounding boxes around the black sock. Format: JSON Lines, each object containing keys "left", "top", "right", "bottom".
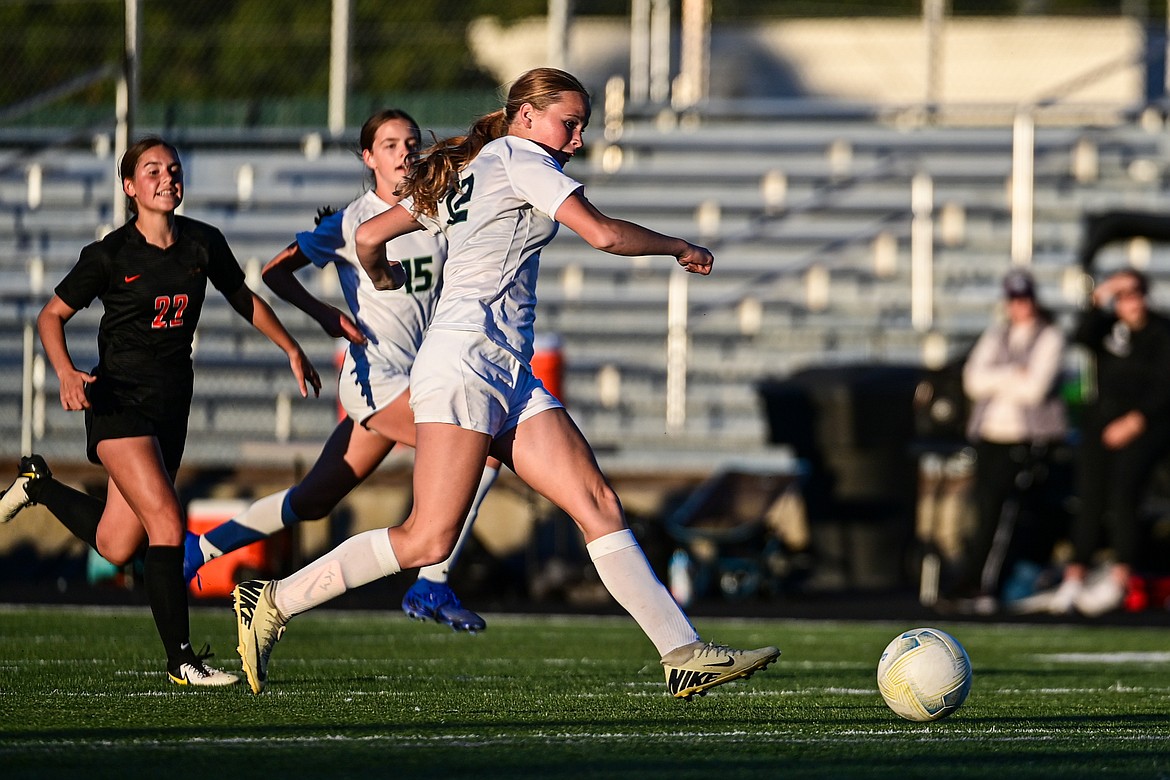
{"left": 25, "top": 478, "right": 104, "bottom": 551}
{"left": 143, "top": 545, "right": 193, "bottom": 671}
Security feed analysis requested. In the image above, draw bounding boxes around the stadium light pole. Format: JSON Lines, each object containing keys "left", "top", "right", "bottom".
{"left": 113, "top": 0, "right": 141, "bottom": 228}
{"left": 20, "top": 318, "right": 34, "bottom": 455}
{"left": 910, "top": 172, "right": 934, "bottom": 332}
{"left": 547, "top": 0, "right": 574, "bottom": 71}
{"left": 665, "top": 267, "right": 689, "bottom": 434}
{"left": 328, "top": 0, "right": 351, "bottom": 138}
{"left": 630, "top": 0, "right": 650, "bottom": 104}
{"left": 923, "top": 0, "right": 945, "bottom": 119}
{"left": 630, "top": 0, "right": 671, "bottom": 105}
{"left": 649, "top": 0, "right": 671, "bottom": 104}
{"left": 674, "top": 0, "right": 711, "bottom": 110}
{"left": 1010, "top": 109, "right": 1035, "bottom": 265}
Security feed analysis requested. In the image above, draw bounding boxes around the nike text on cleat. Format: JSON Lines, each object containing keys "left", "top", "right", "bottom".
{"left": 401, "top": 578, "right": 486, "bottom": 633}
{"left": 168, "top": 661, "right": 239, "bottom": 687}
{"left": 0, "top": 454, "right": 51, "bottom": 524}
{"left": 661, "top": 640, "right": 780, "bottom": 700}
{"left": 233, "top": 579, "right": 287, "bottom": 694}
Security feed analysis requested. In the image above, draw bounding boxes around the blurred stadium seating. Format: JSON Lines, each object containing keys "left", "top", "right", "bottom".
{"left": 4, "top": 107, "right": 1170, "bottom": 469}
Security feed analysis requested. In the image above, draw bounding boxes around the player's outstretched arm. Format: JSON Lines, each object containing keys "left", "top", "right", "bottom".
{"left": 554, "top": 191, "right": 714, "bottom": 275}
{"left": 225, "top": 284, "right": 322, "bottom": 398}
{"left": 262, "top": 243, "right": 366, "bottom": 345}
{"left": 354, "top": 204, "right": 422, "bottom": 290}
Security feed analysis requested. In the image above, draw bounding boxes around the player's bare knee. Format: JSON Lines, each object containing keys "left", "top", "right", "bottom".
{"left": 568, "top": 484, "right": 625, "bottom": 538}
{"left": 96, "top": 540, "right": 135, "bottom": 567}
{"left": 593, "top": 483, "right": 624, "bottom": 523}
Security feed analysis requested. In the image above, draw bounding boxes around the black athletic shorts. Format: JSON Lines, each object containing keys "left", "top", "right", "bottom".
{"left": 83, "top": 378, "right": 191, "bottom": 473}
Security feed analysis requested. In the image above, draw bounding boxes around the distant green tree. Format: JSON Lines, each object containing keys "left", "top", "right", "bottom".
{"left": 0, "top": 0, "right": 1156, "bottom": 116}
{"left": 0, "top": 0, "right": 120, "bottom": 108}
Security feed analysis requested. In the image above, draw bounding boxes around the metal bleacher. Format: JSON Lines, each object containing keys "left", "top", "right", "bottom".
{"left": 3, "top": 109, "right": 1170, "bottom": 466}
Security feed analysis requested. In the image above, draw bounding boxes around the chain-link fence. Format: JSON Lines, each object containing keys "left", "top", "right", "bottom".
{"left": 0, "top": 0, "right": 563, "bottom": 134}
{"left": 1, "top": 2, "right": 1154, "bottom": 134}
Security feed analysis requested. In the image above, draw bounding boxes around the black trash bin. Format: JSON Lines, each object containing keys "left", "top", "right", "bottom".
{"left": 758, "top": 364, "right": 923, "bottom": 589}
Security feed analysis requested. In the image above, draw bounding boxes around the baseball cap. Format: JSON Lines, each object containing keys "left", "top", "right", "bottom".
{"left": 1003, "top": 269, "right": 1036, "bottom": 299}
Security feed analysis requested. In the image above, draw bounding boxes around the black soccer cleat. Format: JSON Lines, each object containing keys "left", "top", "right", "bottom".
{"left": 0, "top": 454, "right": 52, "bottom": 524}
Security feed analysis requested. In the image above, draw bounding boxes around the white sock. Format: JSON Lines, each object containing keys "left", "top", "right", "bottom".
{"left": 197, "top": 534, "right": 223, "bottom": 563}
{"left": 274, "top": 528, "right": 400, "bottom": 618}
{"left": 418, "top": 464, "right": 499, "bottom": 583}
{"left": 199, "top": 489, "right": 295, "bottom": 563}
{"left": 587, "top": 529, "right": 699, "bottom": 657}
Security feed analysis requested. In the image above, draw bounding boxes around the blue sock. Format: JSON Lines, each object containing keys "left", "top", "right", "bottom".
{"left": 204, "top": 520, "right": 267, "bottom": 555}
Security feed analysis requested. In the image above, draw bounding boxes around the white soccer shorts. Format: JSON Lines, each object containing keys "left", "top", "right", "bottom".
{"left": 409, "top": 328, "right": 563, "bottom": 437}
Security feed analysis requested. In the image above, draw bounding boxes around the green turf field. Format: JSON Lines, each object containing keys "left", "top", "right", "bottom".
{"left": 1, "top": 605, "right": 1167, "bottom": 779}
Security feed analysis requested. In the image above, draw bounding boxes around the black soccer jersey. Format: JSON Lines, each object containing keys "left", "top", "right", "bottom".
{"left": 55, "top": 216, "right": 246, "bottom": 415}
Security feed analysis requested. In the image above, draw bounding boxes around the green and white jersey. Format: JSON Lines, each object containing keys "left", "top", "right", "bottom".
{"left": 410, "top": 136, "right": 582, "bottom": 364}
{"left": 296, "top": 189, "right": 446, "bottom": 371}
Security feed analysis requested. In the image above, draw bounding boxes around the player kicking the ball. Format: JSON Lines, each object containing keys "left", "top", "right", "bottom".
{"left": 233, "top": 68, "right": 779, "bottom": 699}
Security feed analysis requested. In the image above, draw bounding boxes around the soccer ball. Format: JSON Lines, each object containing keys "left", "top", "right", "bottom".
{"left": 876, "top": 627, "right": 972, "bottom": 722}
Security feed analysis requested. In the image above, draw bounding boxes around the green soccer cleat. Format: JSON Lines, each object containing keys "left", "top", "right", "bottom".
{"left": 661, "top": 640, "right": 780, "bottom": 700}
{"left": 233, "top": 579, "right": 288, "bottom": 694}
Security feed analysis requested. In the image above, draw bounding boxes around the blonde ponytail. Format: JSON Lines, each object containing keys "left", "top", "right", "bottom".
{"left": 402, "top": 110, "right": 508, "bottom": 218}
{"left": 401, "top": 68, "right": 590, "bottom": 219}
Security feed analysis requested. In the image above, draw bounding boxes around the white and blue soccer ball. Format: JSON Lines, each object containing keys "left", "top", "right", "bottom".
{"left": 877, "top": 627, "right": 972, "bottom": 722}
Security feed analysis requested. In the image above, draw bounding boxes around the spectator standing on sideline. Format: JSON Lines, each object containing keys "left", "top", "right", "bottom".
{"left": 940, "top": 269, "right": 1066, "bottom": 614}
{"left": 232, "top": 67, "right": 779, "bottom": 698}
{"left": 1021, "top": 268, "right": 1170, "bottom": 616}
{"left": 184, "top": 109, "right": 495, "bottom": 632}
{"left": 0, "top": 137, "right": 320, "bottom": 685}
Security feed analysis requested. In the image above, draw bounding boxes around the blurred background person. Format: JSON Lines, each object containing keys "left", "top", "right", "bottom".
{"left": 1020, "top": 268, "right": 1170, "bottom": 616}
{"left": 939, "top": 269, "right": 1067, "bottom": 615}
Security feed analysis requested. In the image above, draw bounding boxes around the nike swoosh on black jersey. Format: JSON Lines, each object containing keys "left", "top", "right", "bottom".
{"left": 124, "top": 274, "right": 141, "bottom": 283}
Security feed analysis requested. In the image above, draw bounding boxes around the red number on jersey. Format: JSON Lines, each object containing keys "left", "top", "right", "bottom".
{"left": 152, "top": 295, "right": 190, "bottom": 329}
{"left": 171, "top": 294, "right": 188, "bottom": 327}
{"left": 152, "top": 296, "right": 170, "bottom": 329}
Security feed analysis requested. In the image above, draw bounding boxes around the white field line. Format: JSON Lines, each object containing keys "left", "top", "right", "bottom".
{"left": 0, "top": 604, "right": 912, "bottom": 632}
{"left": 1, "top": 727, "right": 1167, "bottom": 754}
{"left": 18, "top": 681, "right": 1170, "bottom": 699}
{"left": 1033, "top": 652, "right": 1170, "bottom": 664}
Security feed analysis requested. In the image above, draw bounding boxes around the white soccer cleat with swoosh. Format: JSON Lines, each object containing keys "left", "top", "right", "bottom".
{"left": 661, "top": 640, "right": 780, "bottom": 699}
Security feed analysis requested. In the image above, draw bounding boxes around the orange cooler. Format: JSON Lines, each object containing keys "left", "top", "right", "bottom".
{"left": 186, "top": 498, "right": 268, "bottom": 598}
{"left": 531, "top": 333, "right": 564, "bottom": 404}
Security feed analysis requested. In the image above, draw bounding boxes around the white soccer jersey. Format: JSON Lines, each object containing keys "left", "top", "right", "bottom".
{"left": 410, "top": 135, "right": 582, "bottom": 363}
{"left": 296, "top": 189, "right": 446, "bottom": 372}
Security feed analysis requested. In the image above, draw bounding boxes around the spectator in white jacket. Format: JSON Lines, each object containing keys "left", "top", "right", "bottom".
{"left": 942, "top": 269, "right": 1067, "bottom": 613}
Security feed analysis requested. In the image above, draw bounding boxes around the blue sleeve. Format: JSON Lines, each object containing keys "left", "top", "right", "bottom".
{"left": 295, "top": 211, "right": 347, "bottom": 269}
